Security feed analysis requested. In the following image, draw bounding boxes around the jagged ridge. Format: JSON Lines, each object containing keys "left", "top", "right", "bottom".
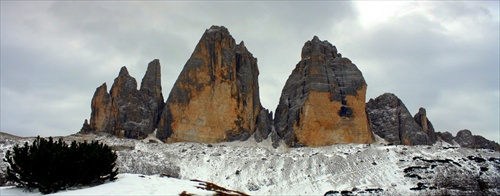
{"left": 80, "top": 25, "right": 499, "bottom": 150}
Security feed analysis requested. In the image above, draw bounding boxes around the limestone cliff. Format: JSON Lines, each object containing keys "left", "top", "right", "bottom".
{"left": 140, "top": 59, "right": 164, "bottom": 127}
{"left": 89, "top": 83, "right": 113, "bottom": 134}
{"left": 156, "top": 26, "right": 269, "bottom": 143}
{"left": 78, "top": 26, "right": 497, "bottom": 149}
{"left": 366, "top": 93, "right": 431, "bottom": 145}
{"left": 413, "top": 107, "right": 437, "bottom": 143}
{"left": 274, "top": 36, "right": 374, "bottom": 147}
{"left": 85, "top": 60, "right": 164, "bottom": 139}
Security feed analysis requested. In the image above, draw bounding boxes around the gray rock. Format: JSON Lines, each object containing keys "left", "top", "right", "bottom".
{"left": 80, "top": 119, "right": 91, "bottom": 133}
{"left": 366, "top": 93, "right": 431, "bottom": 145}
{"left": 139, "top": 59, "right": 165, "bottom": 130}
{"left": 472, "top": 135, "right": 500, "bottom": 151}
{"left": 454, "top": 129, "right": 500, "bottom": 151}
{"left": 86, "top": 60, "right": 164, "bottom": 139}
{"left": 109, "top": 66, "right": 153, "bottom": 138}
{"left": 436, "top": 131, "right": 455, "bottom": 144}
{"left": 455, "top": 129, "right": 475, "bottom": 148}
{"left": 254, "top": 109, "right": 273, "bottom": 142}
{"left": 270, "top": 130, "right": 281, "bottom": 149}
{"left": 413, "top": 108, "right": 437, "bottom": 143}
{"left": 437, "top": 130, "right": 500, "bottom": 151}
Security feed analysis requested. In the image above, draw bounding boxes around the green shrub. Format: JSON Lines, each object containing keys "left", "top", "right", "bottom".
{"left": 3, "top": 136, "right": 118, "bottom": 194}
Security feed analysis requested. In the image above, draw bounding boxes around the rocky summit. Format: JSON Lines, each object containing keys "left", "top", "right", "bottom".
{"left": 84, "top": 60, "right": 164, "bottom": 139}
{"left": 413, "top": 107, "right": 437, "bottom": 144}
{"left": 156, "top": 26, "right": 269, "bottom": 143}
{"left": 366, "top": 93, "right": 432, "bottom": 145}
{"left": 80, "top": 25, "right": 499, "bottom": 149}
{"left": 274, "top": 36, "right": 374, "bottom": 147}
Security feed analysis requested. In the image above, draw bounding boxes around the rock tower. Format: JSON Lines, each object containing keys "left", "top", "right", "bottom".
{"left": 156, "top": 26, "right": 270, "bottom": 143}
{"left": 274, "top": 36, "right": 374, "bottom": 147}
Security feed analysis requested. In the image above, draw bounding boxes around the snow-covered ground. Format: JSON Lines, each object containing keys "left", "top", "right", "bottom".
{"left": 1, "top": 133, "right": 499, "bottom": 195}
{"left": 0, "top": 173, "right": 220, "bottom": 195}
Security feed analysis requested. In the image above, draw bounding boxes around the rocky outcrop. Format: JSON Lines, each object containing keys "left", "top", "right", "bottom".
{"left": 80, "top": 119, "right": 91, "bottom": 133}
{"left": 438, "top": 129, "right": 500, "bottom": 151}
{"left": 455, "top": 129, "right": 475, "bottom": 148}
{"left": 274, "top": 36, "right": 374, "bottom": 147}
{"left": 156, "top": 26, "right": 269, "bottom": 143}
{"left": 366, "top": 93, "right": 431, "bottom": 145}
{"left": 254, "top": 109, "right": 273, "bottom": 143}
{"left": 109, "top": 67, "right": 153, "bottom": 138}
{"left": 413, "top": 107, "right": 437, "bottom": 143}
{"left": 85, "top": 60, "right": 164, "bottom": 139}
{"left": 436, "top": 131, "right": 455, "bottom": 144}
{"left": 471, "top": 134, "right": 500, "bottom": 151}
{"left": 89, "top": 83, "right": 113, "bottom": 133}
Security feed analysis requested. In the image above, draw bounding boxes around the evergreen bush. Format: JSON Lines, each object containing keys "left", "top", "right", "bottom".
{"left": 3, "top": 136, "right": 118, "bottom": 194}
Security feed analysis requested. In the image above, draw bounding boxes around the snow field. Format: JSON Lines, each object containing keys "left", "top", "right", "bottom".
{"left": 1, "top": 133, "right": 499, "bottom": 195}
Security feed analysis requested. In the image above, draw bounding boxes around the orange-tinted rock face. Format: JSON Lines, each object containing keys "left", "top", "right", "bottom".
{"left": 166, "top": 83, "right": 241, "bottom": 143}
{"left": 413, "top": 107, "right": 437, "bottom": 143}
{"left": 293, "top": 88, "right": 372, "bottom": 147}
{"left": 89, "top": 83, "right": 112, "bottom": 133}
{"left": 275, "top": 36, "right": 374, "bottom": 147}
{"left": 157, "top": 26, "right": 266, "bottom": 143}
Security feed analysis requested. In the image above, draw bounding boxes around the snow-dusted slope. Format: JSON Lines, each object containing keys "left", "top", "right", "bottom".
{"left": 1, "top": 133, "right": 499, "bottom": 195}
{"left": 1, "top": 174, "right": 220, "bottom": 195}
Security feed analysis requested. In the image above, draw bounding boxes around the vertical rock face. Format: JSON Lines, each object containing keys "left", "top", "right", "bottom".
{"left": 366, "top": 93, "right": 431, "bottom": 145}
{"left": 413, "top": 107, "right": 437, "bottom": 143}
{"left": 254, "top": 109, "right": 273, "bottom": 142}
{"left": 157, "top": 25, "right": 268, "bottom": 143}
{"left": 140, "top": 59, "right": 164, "bottom": 128}
{"left": 274, "top": 36, "right": 374, "bottom": 147}
{"left": 78, "top": 27, "right": 498, "bottom": 150}
{"left": 109, "top": 67, "right": 152, "bottom": 138}
{"left": 89, "top": 83, "right": 113, "bottom": 133}
{"left": 87, "top": 60, "right": 164, "bottom": 139}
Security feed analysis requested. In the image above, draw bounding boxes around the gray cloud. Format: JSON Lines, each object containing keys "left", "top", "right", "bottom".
{"left": 333, "top": 1, "right": 499, "bottom": 141}
{"left": 1, "top": 1, "right": 498, "bottom": 142}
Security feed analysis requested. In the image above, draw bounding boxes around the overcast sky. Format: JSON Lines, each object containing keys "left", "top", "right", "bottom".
{"left": 1, "top": 1, "right": 498, "bottom": 142}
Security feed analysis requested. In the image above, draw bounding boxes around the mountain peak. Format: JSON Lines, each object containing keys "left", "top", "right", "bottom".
{"left": 301, "top": 36, "right": 338, "bottom": 60}
{"left": 118, "top": 66, "right": 129, "bottom": 77}
{"left": 205, "top": 25, "right": 230, "bottom": 36}
{"left": 275, "top": 36, "right": 372, "bottom": 147}
{"left": 312, "top": 35, "right": 321, "bottom": 42}
{"left": 157, "top": 25, "right": 267, "bottom": 144}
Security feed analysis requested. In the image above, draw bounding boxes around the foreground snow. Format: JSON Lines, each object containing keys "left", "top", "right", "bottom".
{"left": 1, "top": 133, "right": 499, "bottom": 195}
{"left": 0, "top": 173, "right": 218, "bottom": 195}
